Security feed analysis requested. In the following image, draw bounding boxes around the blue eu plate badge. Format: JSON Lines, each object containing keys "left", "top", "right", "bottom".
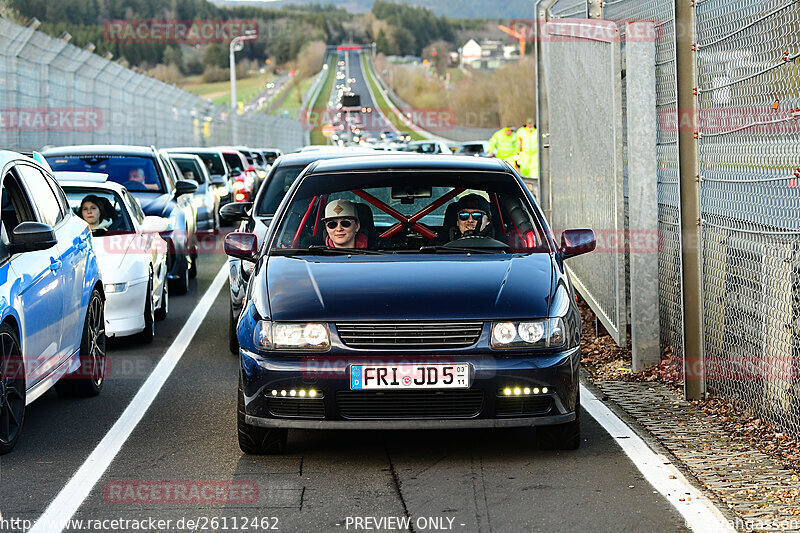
{"left": 350, "top": 365, "right": 363, "bottom": 389}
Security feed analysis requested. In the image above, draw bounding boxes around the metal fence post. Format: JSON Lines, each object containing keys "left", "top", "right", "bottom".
{"left": 534, "top": 0, "right": 559, "bottom": 221}
{"left": 675, "top": 0, "right": 705, "bottom": 399}
{"left": 626, "top": 21, "right": 660, "bottom": 370}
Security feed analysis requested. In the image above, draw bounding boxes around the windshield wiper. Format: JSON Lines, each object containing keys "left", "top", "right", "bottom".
{"left": 418, "top": 245, "right": 504, "bottom": 254}
{"left": 293, "top": 244, "right": 389, "bottom": 255}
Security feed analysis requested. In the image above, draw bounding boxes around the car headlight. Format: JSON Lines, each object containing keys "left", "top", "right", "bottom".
{"left": 104, "top": 282, "right": 128, "bottom": 293}
{"left": 215, "top": 186, "right": 229, "bottom": 198}
{"left": 192, "top": 195, "right": 206, "bottom": 209}
{"left": 233, "top": 180, "right": 245, "bottom": 191}
{"left": 490, "top": 318, "right": 565, "bottom": 349}
{"left": 253, "top": 321, "right": 330, "bottom": 351}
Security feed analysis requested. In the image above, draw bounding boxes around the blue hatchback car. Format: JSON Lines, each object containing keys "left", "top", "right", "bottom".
{"left": 0, "top": 151, "right": 105, "bottom": 455}
{"left": 225, "top": 155, "right": 596, "bottom": 454}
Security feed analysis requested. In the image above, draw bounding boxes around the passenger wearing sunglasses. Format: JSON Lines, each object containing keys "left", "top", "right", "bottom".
{"left": 323, "top": 199, "right": 368, "bottom": 249}
{"left": 452, "top": 193, "right": 492, "bottom": 240}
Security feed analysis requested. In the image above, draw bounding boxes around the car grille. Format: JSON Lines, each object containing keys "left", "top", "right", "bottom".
{"left": 495, "top": 396, "right": 553, "bottom": 416}
{"left": 268, "top": 398, "right": 325, "bottom": 419}
{"left": 335, "top": 322, "right": 483, "bottom": 348}
{"left": 336, "top": 390, "right": 484, "bottom": 419}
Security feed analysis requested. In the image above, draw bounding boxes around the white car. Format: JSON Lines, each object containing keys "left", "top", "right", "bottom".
{"left": 54, "top": 172, "right": 170, "bottom": 343}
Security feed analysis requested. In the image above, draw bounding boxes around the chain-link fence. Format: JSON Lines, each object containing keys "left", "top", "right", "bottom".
{"left": 541, "top": 0, "right": 800, "bottom": 436}
{"left": 695, "top": 0, "right": 800, "bottom": 436}
{"left": 0, "top": 17, "right": 304, "bottom": 153}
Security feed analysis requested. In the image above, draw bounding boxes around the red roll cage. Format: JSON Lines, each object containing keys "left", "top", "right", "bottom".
{"left": 291, "top": 188, "right": 536, "bottom": 249}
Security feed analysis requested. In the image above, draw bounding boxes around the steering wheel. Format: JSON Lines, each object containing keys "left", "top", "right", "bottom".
{"left": 445, "top": 235, "right": 510, "bottom": 250}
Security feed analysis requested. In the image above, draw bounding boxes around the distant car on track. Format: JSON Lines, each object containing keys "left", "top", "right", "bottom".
{"left": 164, "top": 152, "right": 222, "bottom": 235}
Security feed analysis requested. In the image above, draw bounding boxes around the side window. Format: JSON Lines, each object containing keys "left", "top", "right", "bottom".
{"left": 123, "top": 190, "right": 145, "bottom": 224}
{"left": 159, "top": 154, "right": 176, "bottom": 190}
{"left": 1, "top": 169, "right": 38, "bottom": 244}
{"left": 45, "top": 173, "right": 70, "bottom": 219}
{"left": 15, "top": 164, "right": 63, "bottom": 227}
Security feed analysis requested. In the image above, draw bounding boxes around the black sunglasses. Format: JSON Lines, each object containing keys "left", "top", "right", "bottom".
{"left": 458, "top": 211, "right": 484, "bottom": 221}
{"left": 326, "top": 218, "right": 354, "bottom": 229}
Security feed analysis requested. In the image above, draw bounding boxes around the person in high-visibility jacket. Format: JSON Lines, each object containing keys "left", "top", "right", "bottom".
{"left": 487, "top": 126, "right": 518, "bottom": 167}
{"left": 515, "top": 118, "right": 538, "bottom": 179}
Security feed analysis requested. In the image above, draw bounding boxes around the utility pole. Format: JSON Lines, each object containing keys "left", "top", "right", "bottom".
{"left": 230, "top": 30, "right": 257, "bottom": 145}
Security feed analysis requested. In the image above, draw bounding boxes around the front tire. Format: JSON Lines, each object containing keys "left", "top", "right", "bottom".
{"left": 188, "top": 252, "right": 198, "bottom": 279}
{"left": 237, "top": 374, "right": 287, "bottom": 454}
{"left": 229, "top": 301, "right": 239, "bottom": 355}
{"left": 0, "top": 323, "right": 25, "bottom": 455}
{"left": 154, "top": 278, "right": 168, "bottom": 321}
{"left": 55, "top": 288, "right": 106, "bottom": 398}
{"left": 536, "top": 397, "right": 581, "bottom": 450}
{"left": 136, "top": 277, "right": 155, "bottom": 344}
{"left": 170, "top": 255, "right": 189, "bottom": 295}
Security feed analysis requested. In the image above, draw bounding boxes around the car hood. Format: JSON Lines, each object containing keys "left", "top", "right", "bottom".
{"left": 131, "top": 192, "right": 172, "bottom": 217}
{"left": 93, "top": 234, "right": 137, "bottom": 272}
{"left": 266, "top": 254, "right": 555, "bottom": 321}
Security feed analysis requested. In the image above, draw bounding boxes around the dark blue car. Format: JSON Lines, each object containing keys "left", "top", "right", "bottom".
{"left": 225, "top": 155, "right": 596, "bottom": 454}
{"left": 43, "top": 146, "right": 198, "bottom": 295}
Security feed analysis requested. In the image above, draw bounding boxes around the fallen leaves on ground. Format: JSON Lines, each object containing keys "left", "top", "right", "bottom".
{"left": 579, "top": 299, "right": 800, "bottom": 479}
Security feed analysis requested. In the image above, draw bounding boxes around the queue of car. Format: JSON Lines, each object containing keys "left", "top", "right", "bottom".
{"left": 3, "top": 140, "right": 595, "bottom": 457}
{"left": 0, "top": 142, "right": 273, "bottom": 454}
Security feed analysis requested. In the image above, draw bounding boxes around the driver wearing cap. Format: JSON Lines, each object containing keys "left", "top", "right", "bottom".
{"left": 323, "top": 199, "right": 368, "bottom": 249}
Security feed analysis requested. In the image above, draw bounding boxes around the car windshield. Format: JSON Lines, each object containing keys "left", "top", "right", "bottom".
{"left": 195, "top": 152, "right": 226, "bottom": 176}
{"left": 172, "top": 157, "right": 205, "bottom": 184}
{"left": 255, "top": 165, "right": 304, "bottom": 216}
{"left": 47, "top": 155, "right": 164, "bottom": 193}
{"left": 63, "top": 187, "right": 135, "bottom": 234}
{"left": 268, "top": 170, "right": 550, "bottom": 254}
{"left": 222, "top": 152, "right": 244, "bottom": 172}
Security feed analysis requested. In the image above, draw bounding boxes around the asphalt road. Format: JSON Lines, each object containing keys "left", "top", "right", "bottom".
{"left": 0, "top": 233, "right": 690, "bottom": 533}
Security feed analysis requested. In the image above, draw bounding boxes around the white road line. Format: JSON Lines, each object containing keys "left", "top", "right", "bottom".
{"left": 581, "top": 383, "right": 735, "bottom": 532}
{"left": 30, "top": 265, "right": 229, "bottom": 533}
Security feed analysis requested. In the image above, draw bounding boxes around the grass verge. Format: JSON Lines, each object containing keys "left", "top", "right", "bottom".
{"left": 361, "top": 54, "right": 426, "bottom": 141}
{"left": 309, "top": 57, "right": 337, "bottom": 146}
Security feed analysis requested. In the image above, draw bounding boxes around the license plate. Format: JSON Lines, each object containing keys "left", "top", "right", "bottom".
{"left": 350, "top": 363, "right": 471, "bottom": 390}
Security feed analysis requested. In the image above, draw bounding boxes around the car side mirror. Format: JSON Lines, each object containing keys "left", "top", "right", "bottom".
{"left": 140, "top": 216, "right": 169, "bottom": 233}
{"left": 175, "top": 179, "right": 198, "bottom": 196}
{"left": 560, "top": 229, "right": 596, "bottom": 258}
{"left": 9, "top": 222, "right": 57, "bottom": 254}
{"left": 220, "top": 201, "right": 253, "bottom": 222}
{"left": 224, "top": 232, "right": 258, "bottom": 262}
{"left": 230, "top": 169, "right": 243, "bottom": 178}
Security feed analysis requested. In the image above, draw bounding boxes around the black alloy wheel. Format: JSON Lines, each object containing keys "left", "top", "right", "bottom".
{"left": 136, "top": 275, "right": 155, "bottom": 343}
{"left": 0, "top": 323, "right": 25, "bottom": 455}
{"left": 155, "top": 276, "right": 168, "bottom": 321}
{"left": 56, "top": 288, "right": 106, "bottom": 397}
